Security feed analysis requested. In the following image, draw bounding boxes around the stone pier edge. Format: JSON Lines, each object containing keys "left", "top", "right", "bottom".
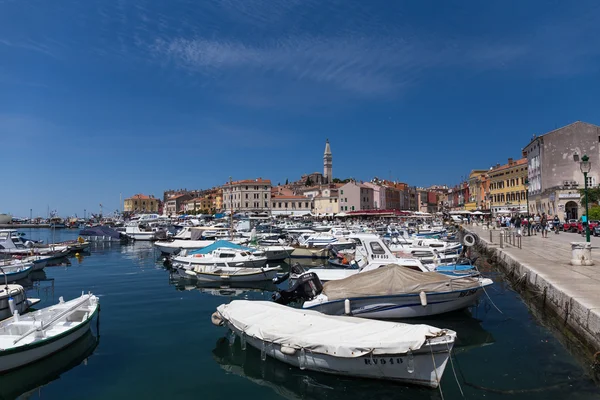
{"left": 462, "top": 227, "right": 600, "bottom": 362}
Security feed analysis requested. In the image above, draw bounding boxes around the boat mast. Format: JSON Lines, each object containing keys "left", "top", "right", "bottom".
{"left": 229, "top": 176, "right": 234, "bottom": 239}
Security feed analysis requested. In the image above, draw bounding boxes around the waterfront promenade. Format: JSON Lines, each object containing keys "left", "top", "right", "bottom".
{"left": 465, "top": 223, "right": 600, "bottom": 359}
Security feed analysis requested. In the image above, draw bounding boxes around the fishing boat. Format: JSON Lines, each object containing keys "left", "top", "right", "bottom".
{"left": 0, "top": 230, "right": 70, "bottom": 258}
{"left": 0, "top": 284, "right": 39, "bottom": 321}
{"left": 212, "top": 300, "right": 456, "bottom": 388}
{"left": 302, "top": 265, "right": 493, "bottom": 319}
{"left": 0, "top": 264, "right": 33, "bottom": 283}
{"left": 0, "top": 293, "right": 99, "bottom": 373}
{"left": 178, "top": 264, "right": 281, "bottom": 283}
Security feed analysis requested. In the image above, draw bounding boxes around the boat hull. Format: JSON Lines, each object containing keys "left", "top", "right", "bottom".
{"left": 0, "top": 287, "right": 36, "bottom": 321}
{"left": 304, "top": 287, "right": 488, "bottom": 319}
{"left": 0, "top": 314, "right": 95, "bottom": 373}
{"left": 223, "top": 321, "right": 453, "bottom": 388}
{"left": 261, "top": 247, "right": 294, "bottom": 261}
{"left": 177, "top": 267, "right": 279, "bottom": 283}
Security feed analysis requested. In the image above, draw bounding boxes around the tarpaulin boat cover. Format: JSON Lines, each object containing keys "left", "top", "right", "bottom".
{"left": 189, "top": 240, "right": 252, "bottom": 255}
{"left": 217, "top": 300, "right": 452, "bottom": 358}
{"left": 323, "top": 264, "right": 482, "bottom": 301}
{"left": 78, "top": 226, "right": 121, "bottom": 240}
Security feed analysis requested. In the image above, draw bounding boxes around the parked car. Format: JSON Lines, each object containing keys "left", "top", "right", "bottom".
{"left": 593, "top": 225, "right": 600, "bottom": 237}
{"left": 577, "top": 220, "right": 599, "bottom": 235}
{"left": 563, "top": 219, "right": 578, "bottom": 232}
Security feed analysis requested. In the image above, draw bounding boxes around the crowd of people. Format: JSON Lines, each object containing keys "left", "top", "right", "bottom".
{"left": 495, "top": 213, "right": 561, "bottom": 237}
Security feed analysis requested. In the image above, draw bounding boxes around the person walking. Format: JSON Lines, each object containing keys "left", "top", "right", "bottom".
{"left": 515, "top": 215, "right": 522, "bottom": 236}
{"left": 541, "top": 213, "right": 548, "bottom": 238}
{"left": 553, "top": 215, "right": 560, "bottom": 234}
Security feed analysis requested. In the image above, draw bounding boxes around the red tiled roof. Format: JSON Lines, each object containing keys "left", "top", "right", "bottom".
{"left": 225, "top": 178, "right": 272, "bottom": 185}
{"left": 128, "top": 194, "right": 153, "bottom": 200}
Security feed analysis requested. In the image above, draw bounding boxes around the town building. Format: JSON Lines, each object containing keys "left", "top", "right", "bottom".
{"left": 123, "top": 194, "right": 159, "bottom": 213}
{"left": 524, "top": 121, "right": 600, "bottom": 219}
{"left": 222, "top": 178, "right": 272, "bottom": 214}
{"left": 338, "top": 181, "right": 374, "bottom": 212}
{"left": 488, "top": 158, "right": 527, "bottom": 215}
{"left": 362, "top": 182, "right": 386, "bottom": 209}
{"left": 164, "top": 193, "right": 192, "bottom": 215}
{"left": 465, "top": 170, "right": 490, "bottom": 211}
{"left": 271, "top": 194, "right": 313, "bottom": 216}
{"left": 313, "top": 186, "right": 340, "bottom": 215}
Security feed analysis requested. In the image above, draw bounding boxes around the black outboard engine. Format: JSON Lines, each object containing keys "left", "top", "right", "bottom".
{"left": 272, "top": 264, "right": 323, "bottom": 305}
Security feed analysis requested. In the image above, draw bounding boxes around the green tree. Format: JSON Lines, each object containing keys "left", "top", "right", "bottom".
{"left": 305, "top": 176, "right": 313, "bottom": 186}
{"left": 285, "top": 178, "right": 289, "bottom": 185}
{"left": 589, "top": 206, "right": 600, "bottom": 220}
{"left": 579, "top": 187, "right": 600, "bottom": 207}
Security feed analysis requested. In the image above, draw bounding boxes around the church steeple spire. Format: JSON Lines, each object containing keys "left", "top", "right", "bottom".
{"left": 323, "top": 139, "right": 332, "bottom": 184}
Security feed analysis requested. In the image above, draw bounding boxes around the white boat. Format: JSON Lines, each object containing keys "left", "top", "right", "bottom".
{"left": 0, "top": 293, "right": 99, "bottom": 373}
{"left": 173, "top": 247, "right": 268, "bottom": 268}
{"left": 0, "top": 230, "right": 70, "bottom": 256}
{"left": 154, "top": 239, "right": 216, "bottom": 254}
{"left": 212, "top": 300, "right": 456, "bottom": 388}
{"left": 178, "top": 265, "right": 281, "bottom": 283}
{"left": 303, "top": 265, "right": 493, "bottom": 319}
{"left": 0, "top": 264, "right": 33, "bottom": 283}
{"left": 0, "top": 285, "right": 39, "bottom": 321}
{"left": 252, "top": 245, "right": 294, "bottom": 261}
{"left": 123, "top": 223, "right": 161, "bottom": 241}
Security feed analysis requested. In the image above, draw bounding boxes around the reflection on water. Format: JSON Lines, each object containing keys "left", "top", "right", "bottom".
{"left": 212, "top": 336, "right": 440, "bottom": 400}
{"left": 0, "top": 331, "right": 99, "bottom": 399}
{"left": 168, "top": 273, "right": 278, "bottom": 297}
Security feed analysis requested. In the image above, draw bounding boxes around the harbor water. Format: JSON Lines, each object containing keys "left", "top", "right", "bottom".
{"left": 2, "top": 229, "right": 599, "bottom": 400}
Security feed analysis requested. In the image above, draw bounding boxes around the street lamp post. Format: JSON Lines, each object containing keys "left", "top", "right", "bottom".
{"left": 525, "top": 178, "right": 531, "bottom": 236}
{"left": 580, "top": 155, "right": 592, "bottom": 243}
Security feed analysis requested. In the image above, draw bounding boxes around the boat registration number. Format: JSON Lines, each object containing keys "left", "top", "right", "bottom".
{"left": 458, "top": 289, "right": 478, "bottom": 297}
{"left": 364, "top": 357, "right": 403, "bottom": 365}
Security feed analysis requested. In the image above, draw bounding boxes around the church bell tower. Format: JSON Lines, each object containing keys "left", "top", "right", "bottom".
{"left": 323, "top": 139, "right": 332, "bottom": 184}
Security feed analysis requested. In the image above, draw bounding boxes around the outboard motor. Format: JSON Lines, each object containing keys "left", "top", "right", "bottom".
{"left": 272, "top": 264, "right": 323, "bottom": 305}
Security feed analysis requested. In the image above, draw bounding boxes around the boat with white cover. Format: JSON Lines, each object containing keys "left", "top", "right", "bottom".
{"left": 303, "top": 265, "right": 493, "bottom": 319}
{"left": 0, "top": 293, "right": 99, "bottom": 372}
{"left": 212, "top": 300, "right": 456, "bottom": 388}
{"left": 0, "top": 284, "right": 39, "bottom": 321}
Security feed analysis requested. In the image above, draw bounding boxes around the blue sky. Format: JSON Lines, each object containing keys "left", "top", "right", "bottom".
{"left": 2, "top": 0, "right": 600, "bottom": 217}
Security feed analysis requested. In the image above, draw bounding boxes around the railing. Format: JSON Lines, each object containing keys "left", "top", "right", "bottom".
{"left": 488, "top": 228, "right": 522, "bottom": 249}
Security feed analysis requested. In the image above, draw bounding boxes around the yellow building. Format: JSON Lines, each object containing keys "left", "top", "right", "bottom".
{"left": 488, "top": 158, "right": 528, "bottom": 215}
{"left": 124, "top": 194, "right": 159, "bottom": 213}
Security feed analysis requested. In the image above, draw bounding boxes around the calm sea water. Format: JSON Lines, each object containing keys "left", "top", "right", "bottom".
{"left": 2, "top": 228, "right": 599, "bottom": 400}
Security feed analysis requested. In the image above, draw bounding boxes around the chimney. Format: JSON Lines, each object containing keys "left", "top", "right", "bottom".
{"left": 508, "top": 158, "right": 513, "bottom": 165}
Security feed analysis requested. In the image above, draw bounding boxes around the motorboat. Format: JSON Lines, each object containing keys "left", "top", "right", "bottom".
{"left": 154, "top": 239, "right": 215, "bottom": 255}
{"left": 212, "top": 300, "right": 456, "bottom": 388}
{"left": 301, "top": 265, "right": 493, "bottom": 319}
{"left": 0, "top": 293, "right": 99, "bottom": 373}
{"left": 172, "top": 246, "right": 268, "bottom": 269}
{"left": 308, "top": 235, "right": 475, "bottom": 282}
{"left": 123, "top": 222, "right": 163, "bottom": 241}
{"left": 178, "top": 265, "right": 281, "bottom": 283}
{"left": 0, "top": 284, "right": 39, "bottom": 321}
{"left": 250, "top": 245, "right": 294, "bottom": 261}
{"left": 79, "top": 226, "right": 128, "bottom": 243}
{"left": 0, "top": 230, "right": 70, "bottom": 257}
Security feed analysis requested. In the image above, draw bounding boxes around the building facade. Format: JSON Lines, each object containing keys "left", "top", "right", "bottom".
{"left": 466, "top": 169, "right": 490, "bottom": 211}
{"left": 488, "top": 158, "right": 527, "bottom": 215}
{"left": 338, "top": 181, "right": 374, "bottom": 212}
{"left": 524, "top": 121, "right": 600, "bottom": 219}
{"left": 271, "top": 195, "right": 313, "bottom": 216}
{"left": 123, "top": 194, "right": 159, "bottom": 213}
{"left": 164, "top": 193, "right": 192, "bottom": 215}
{"left": 222, "top": 178, "right": 272, "bottom": 214}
